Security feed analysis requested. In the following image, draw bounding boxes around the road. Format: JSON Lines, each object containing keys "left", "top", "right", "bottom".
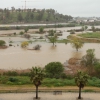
{"left": 0, "top": 92, "right": 100, "bottom": 100}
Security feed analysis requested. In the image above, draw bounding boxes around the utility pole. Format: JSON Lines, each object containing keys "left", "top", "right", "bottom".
{"left": 21, "top": 0, "right": 27, "bottom": 10}
{"left": 55, "top": 10, "right": 57, "bottom": 32}
{"left": 21, "top": 0, "right": 41, "bottom": 11}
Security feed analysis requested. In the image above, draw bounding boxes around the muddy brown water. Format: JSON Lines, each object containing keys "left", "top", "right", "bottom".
{"left": 0, "top": 92, "right": 100, "bottom": 100}
{"left": 0, "top": 43, "right": 100, "bottom": 70}
{"left": 0, "top": 26, "right": 100, "bottom": 70}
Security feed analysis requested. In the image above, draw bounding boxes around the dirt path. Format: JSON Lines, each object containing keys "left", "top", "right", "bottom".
{"left": 0, "top": 85, "right": 100, "bottom": 93}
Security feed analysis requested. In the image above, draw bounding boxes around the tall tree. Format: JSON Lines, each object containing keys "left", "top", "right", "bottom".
{"left": 81, "top": 49, "right": 97, "bottom": 75}
{"left": 48, "top": 36, "right": 57, "bottom": 46}
{"left": 48, "top": 31, "right": 57, "bottom": 46}
{"left": 24, "top": 27, "right": 29, "bottom": 33}
{"left": 17, "top": 13, "right": 23, "bottom": 22}
{"left": 30, "top": 67, "right": 45, "bottom": 99}
{"left": 70, "top": 37, "right": 84, "bottom": 51}
{"left": 75, "top": 71, "right": 89, "bottom": 99}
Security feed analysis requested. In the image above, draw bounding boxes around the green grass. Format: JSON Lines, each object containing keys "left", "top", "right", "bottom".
{"left": 56, "top": 39, "right": 69, "bottom": 43}
{"left": 0, "top": 76, "right": 100, "bottom": 87}
{"left": 42, "top": 78, "right": 75, "bottom": 87}
{"left": 78, "top": 32, "right": 100, "bottom": 39}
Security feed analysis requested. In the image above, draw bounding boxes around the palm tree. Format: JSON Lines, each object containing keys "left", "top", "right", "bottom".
{"left": 75, "top": 71, "right": 89, "bottom": 99}
{"left": 70, "top": 37, "right": 84, "bottom": 51}
{"left": 30, "top": 67, "right": 45, "bottom": 99}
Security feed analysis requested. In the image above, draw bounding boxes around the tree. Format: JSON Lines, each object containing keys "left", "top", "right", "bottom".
{"left": 19, "top": 31, "right": 24, "bottom": 36}
{"left": 70, "top": 37, "right": 84, "bottom": 51}
{"left": 94, "top": 62, "right": 100, "bottom": 78}
{"left": 48, "top": 35, "right": 57, "bottom": 46}
{"left": 75, "top": 71, "right": 89, "bottom": 99}
{"left": 21, "top": 41, "right": 29, "bottom": 48}
{"left": 45, "top": 62, "right": 64, "bottom": 78}
{"left": 91, "top": 26, "right": 96, "bottom": 32}
{"left": 0, "top": 40, "right": 6, "bottom": 46}
{"left": 17, "top": 13, "right": 23, "bottom": 22}
{"left": 24, "top": 27, "right": 29, "bottom": 33}
{"left": 81, "top": 49, "right": 97, "bottom": 75}
{"left": 30, "top": 67, "right": 45, "bottom": 99}
{"left": 84, "top": 25, "right": 88, "bottom": 31}
{"left": 48, "top": 30, "right": 57, "bottom": 46}
{"left": 39, "top": 27, "right": 44, "bottom": 33}
{"left": 48, "top": 30, "right": 55, "bottom": 36}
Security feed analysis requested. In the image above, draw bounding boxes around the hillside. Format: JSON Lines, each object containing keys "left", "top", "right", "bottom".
{"left": 0, "top": 8, "right": 73, "bottom": 24}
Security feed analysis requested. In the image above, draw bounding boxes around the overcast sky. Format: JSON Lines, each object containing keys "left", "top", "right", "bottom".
{"left": 0, "top": 0, "right": 100, "bottom": 17}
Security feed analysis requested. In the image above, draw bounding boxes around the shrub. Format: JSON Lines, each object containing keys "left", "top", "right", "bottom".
{"left": 9, "top": 77, "right": 18, "bottom": 82}
{"left": 21, "top": 41, "right": 29, "bottom": 48}
{"left": 39, "top": 27, "right": 44, "bottom": 33}
{"left": 0, "top": 40, "right": 6, "bottom": 46}
{"left": 9, "top": 44, "right": 13, "bottom": 46}
{"left": 70, "top": 30, "right": 75, "bottom": 34}
{"left": 3, "top": 71, "right": 18, "bottom": 76}
{"left": 45, "top": 62, "right": 64, "bottom": 78}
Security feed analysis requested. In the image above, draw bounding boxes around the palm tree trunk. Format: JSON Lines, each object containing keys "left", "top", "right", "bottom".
{"left": 36, "top": 86, "right": 38, "bottom": 99}
{"left": 78, "top": 86, "right": 81, "bottom": 99}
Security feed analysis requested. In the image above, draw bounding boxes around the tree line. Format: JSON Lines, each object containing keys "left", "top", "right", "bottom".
{"left": 0, "top": 8, "right": 73, "bottom": 24}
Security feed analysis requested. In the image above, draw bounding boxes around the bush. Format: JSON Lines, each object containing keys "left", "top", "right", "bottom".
{"left": 3, "top": 71, "right": 18, "bottom": 76}
{"left": 39, "top": 27, "right": 44, "bottom": 33}
{"left": 0, "top": 40, "right": 6, "bottom": 46}
{"left": 70, "top": 30, "right": 75, "bottom": 34}
{"left": 45, "top": 62, "right": 64, "bottom": 78}
{"left": 21, "top": 41, "right": 29, "bottom": 48}
{"left": 9, "top": 77, "right": 18, "bottom": 82}
{"left": 19, "top": 31, "right": 24, "bottom": 36}
{"left": 9, "top": 44, "right": 13, "bottom": 46}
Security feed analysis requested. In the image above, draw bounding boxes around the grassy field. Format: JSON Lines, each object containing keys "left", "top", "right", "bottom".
{"left": 78, "top": 32, "right": 100, "bottom": 39}
{"left": 0, "top": 76, "right": 100, "bottom": 87}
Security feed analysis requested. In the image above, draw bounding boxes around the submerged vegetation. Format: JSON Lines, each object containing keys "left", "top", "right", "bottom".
{"left": 78, "top": 32, "right": 100, "bottom": 39}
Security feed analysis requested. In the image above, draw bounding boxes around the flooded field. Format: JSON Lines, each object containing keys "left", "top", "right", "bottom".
{"left": 0, "top": 42, "right": 100, "bottom": 69}
{"left": 0, "top": 92, "right": 100, "bottom": 100}
{"left": 0, "top": 26, "right": 100, "bottom": 69}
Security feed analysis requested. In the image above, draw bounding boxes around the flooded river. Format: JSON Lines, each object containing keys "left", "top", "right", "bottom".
{"left": 0, "top": 26, "right": 100, "bottom": 69}
{"left": 0, "top": 92, "right": 100, "bottom": 100}
{"left": 0, "top": 42, "right": 100, "bottom": 69}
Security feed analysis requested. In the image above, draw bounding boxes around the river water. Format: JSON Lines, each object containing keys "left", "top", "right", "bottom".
{"left": 0, "top": 26, "right": 100, "bottom": 69}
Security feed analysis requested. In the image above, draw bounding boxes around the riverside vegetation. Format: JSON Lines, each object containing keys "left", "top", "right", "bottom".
{"left": 0, "top": 60, "right": 100, "bottom": 87}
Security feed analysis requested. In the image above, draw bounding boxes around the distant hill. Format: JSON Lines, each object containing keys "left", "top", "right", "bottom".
{"left": 0, "top": 8, "right": 73, "bottom": 24}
